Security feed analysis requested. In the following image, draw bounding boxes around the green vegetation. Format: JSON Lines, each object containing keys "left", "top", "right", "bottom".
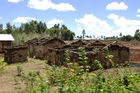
{"left": 0, "top": 57, "right": 7, "bottom": 71}
{"left": 105, "top": 29, "right": 140, "bottom": 41}
{"left": 0, "top": 21, "right": 75, "bottom": 45}
{"left": 14, "top": 47, "right": 140, "bottom": 93}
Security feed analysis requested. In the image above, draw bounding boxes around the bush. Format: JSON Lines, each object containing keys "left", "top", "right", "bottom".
{"left": 0, "top": 57, "right": 7, "bottom": 71}
{"left": 14, "top": 47, "right": 140, "bottom": 93}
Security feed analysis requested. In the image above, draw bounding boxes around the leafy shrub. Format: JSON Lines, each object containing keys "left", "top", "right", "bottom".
{"left": 0, "top": 57, "right": 7, "bottom": 71}
{"left": 14, "top": 47, "right": 140, "bottom": 93}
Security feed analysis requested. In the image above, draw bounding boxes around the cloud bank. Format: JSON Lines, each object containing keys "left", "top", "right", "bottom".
{"left": 27, "top": 0, "right": 76, "bottom": 11}
{"left": 106, "top": 2, "right": 128, "bottom": 10}
{"left": 13, "top": 17, "right": 36, "bottom": 23}
{"left": 47, "top": 18, "right": 63, "bottom": 28}
{"left": 8, "top": 0, "right": 23, "bottom": 3}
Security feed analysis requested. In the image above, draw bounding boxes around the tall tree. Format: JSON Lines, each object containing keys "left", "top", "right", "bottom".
{"left": 6, "top": 23, "right": 12, "bottom": 34}
{"left": 134, "top": 33, "right": 140, "bottom": 41}
{"left": 82, "top": 29, "right": 85, "bottom": 39}
{"left": 135, "top": 29, "right": 140, "bottom": 34}
{"left": 119, "top": 33, "right": 122, "bottom": 37}
{"left": 61, "top": 24, "right": 68, "bottom": 30}
{"left": 0, "top": 24, "right": 3, "bottom": 31}
{"left": 37, "top": 21, "right": 47, "bottom": 33}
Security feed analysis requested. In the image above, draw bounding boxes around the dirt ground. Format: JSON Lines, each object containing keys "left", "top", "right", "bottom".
{"left": 0, "top": 58, "right": 140, "bottom": 93}
{"left": 0, "top": 58, "right": 46, "bottom": 93}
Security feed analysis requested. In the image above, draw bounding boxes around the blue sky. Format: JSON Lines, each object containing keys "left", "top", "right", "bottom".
{"left": 0, "top": 0, "right": 140, "bottom": 37}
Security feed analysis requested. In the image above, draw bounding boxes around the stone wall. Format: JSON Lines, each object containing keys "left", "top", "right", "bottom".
{"left": 4, "top": 46, "right": 28, "bottom": 64}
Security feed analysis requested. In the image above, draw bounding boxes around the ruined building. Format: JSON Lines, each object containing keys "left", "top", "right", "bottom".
{"left": 4, "top": 46, "right": 28, "bottom": 64}
{"left": 26, "top": 37, "right": 65, "bottom": 59}
{"left": 47, "top": 40, "right": 130, "bottom": 69}
{"left": 26, "top": 38, "right": 140, "bottom": 68}
{"left": 0, "top": 34, "right": 14, "bottom": 53}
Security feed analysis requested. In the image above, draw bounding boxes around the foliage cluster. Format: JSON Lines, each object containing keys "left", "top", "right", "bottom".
{"left": 0, "top": 21, "right": 75, "bottom": 45}
{"left": 0, "top": 57, "right": 7, "bottom": 71}
{"left": 14, "top": 47, "right": 140, "bottom": 93}
{"left": 105, "top": 29, "right": 140, "bottom": 41}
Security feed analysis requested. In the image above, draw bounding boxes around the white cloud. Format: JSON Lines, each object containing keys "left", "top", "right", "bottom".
{"left": 136, "top": 15, "right": 140, "bottom": 18}
{"left": 108, "top": 13, "right": 140, "bottom": 36}
{"left": 137, "top": 9, "right": 140, "bottom": 13}
{"left": 27, "top": 0, "right": 76, "bottom": 11}
{"left": 8, "top": 0, "right": 23, "bottom": 3}
{"left": 75, "top": 14, "right": 140, "bottom": 37}
{"left": 75, "top": 14, "right": 113, "bottom": 36}
{"left": 106, "top": 2, "right": 128, "bottom": 10}
{"left": 0, "top": 17, "right": 1, "bottom": 20}
{"left": 51, "top": 3, "right": 76, "bottom": 11}
{"left": 47, "top": 18, "right": 63, "bottom": 28}
{"left": 13, "top": 17, "right": 36, "bottom": 23}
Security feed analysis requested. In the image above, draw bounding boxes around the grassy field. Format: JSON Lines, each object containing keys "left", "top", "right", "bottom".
{"left": 0, "top": 58, "right": 140, "bottom": 93}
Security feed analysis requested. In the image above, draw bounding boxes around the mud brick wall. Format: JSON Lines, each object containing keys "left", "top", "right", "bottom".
{"left": 129, "top": 48, "right": 140, "bottom": 64}
{"left": 0, "top": 41, "right": 12, "bottom": 53}
{"left": 26, "top": 38, "right": 65, "bottom": 59}
{"left": 109, "top": 45, "right": 129, "bottom": 64}
{"left": 47, "top": 48, "right": 111, "bottom": 69}
{"left": 0, "top": 42, "right": 2, "bottom": 52}
{"left": 47, "top": 43, "right": 130, "bottom": 69}
{"left": 4, "top": 46, "right": 28, "bottom": 64}
{"left": 47, "top": 48, "right": 65, "bottom": 65}
{"left": 34, "top": 45, "right": 48, "bottom": 59}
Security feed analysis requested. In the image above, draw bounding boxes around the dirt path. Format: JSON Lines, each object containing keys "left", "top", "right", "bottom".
{"left": 0, "top": 58, "right": 46, "bottom": 93}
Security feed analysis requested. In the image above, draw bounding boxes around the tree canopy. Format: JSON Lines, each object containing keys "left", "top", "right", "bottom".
{"left": 0, "top": 20, "right": 75, "bottom": 41}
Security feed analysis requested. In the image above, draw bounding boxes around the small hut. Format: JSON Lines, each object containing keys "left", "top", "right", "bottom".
{"left": 26, "top": 38, "right": 66, "bottom": 59}
{"left": 4, "top": 46, "right": 28, "bottom": 64}
{"left": 0, "top": 34, "right": 14, "bottom": 53}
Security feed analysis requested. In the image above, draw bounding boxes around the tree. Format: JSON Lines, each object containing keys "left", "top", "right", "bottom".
{"left": 119, "top": 33, "right": 122, "bottom": 37}
{"left": 0, "top": 24, "right": 3, "bottom": 31}
{"left": 37, "top": 21, "right": 47, "bottom": 33}
{"left": 121, "top": 35, "right": 133, "bottom": 41}
{"left": 135, "top": 29, "right": 140, "bottom": 34}
{"left": 82, "top": 29, "right": 85, "bottom": 39}
{"left": 61, "top": 24, "right": 68, "bottom": 30}
{"left": 47, "top": 24, "right": 75, "bottom": 40}
{"left": 6, "top": 23, "right": 12, "bottom": 34}
{"left": 51, "top": 24, "right": 60, "bottom": 29}
{"left": 134, "top": 33, "right": 140, "bottom": 41}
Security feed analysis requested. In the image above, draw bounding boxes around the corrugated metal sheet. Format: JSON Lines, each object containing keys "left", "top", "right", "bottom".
{"left": 0, "top": 34, "right": 14, "bottom": 41}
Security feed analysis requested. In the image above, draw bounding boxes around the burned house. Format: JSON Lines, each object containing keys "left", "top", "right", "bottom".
{"left": 26, "top": 38, "right": 66, "bottom": 59}
{"left": 47, "top": 40, "right": 130, "bottom": 69}
{"left": 0, "top": 34, "right": 14, "bottom": 53}
{"left": 4, "top": 46, "right": 28, "bottom": 64}
{"left": 88, "top": 40, "right": 107, "bottom": 49}
{"left": 129, "top": 47, "right": 140, "bottom": 64}
{"left": 25, "top": 38, "right": 43, "bottom": 58}
{"left": 108, "top": 43, "right": 129, "bottom": 65}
